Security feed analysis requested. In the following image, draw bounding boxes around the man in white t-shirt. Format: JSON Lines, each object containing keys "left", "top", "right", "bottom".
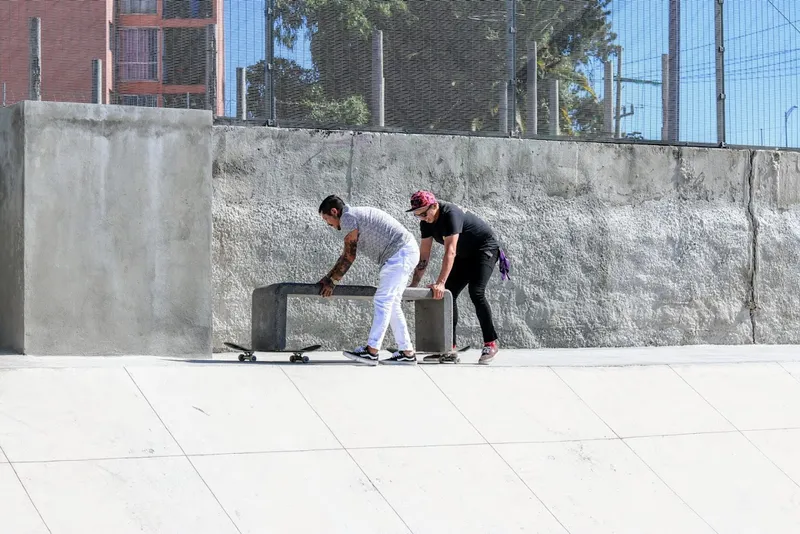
{"left": 318, "top": 195, "right": 420, "bottom": 365}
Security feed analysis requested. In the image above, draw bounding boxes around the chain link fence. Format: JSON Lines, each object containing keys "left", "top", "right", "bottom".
{"left": 1, "top": 0, "right": 798, "bottom": 148}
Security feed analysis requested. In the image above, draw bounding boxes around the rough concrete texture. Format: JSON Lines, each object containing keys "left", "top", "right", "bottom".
{"left": 213, "top": 126, "right": 767, "bottom": 351}
{"left": 20, "top": 101, "right": 213, "bottom": 355}
{"left": 0, "top": 105, "right": 25, "bottom": 352}
{"left": 751, "top": 150, "right": 800, "bottom": 344}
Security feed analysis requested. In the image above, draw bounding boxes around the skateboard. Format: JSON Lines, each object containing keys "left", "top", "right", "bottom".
{"left": 421, "top": 345, "right": 470, "bottom": 364}
{"left": 385, "top": 345, "right": 470, "bottom": 364}
{"left": 223, "top": 342, "right": 322, "bottom": 363}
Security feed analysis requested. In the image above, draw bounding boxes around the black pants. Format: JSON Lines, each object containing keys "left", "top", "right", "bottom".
{"left": 445, "top": 248, "right": 499, "bottom": 345}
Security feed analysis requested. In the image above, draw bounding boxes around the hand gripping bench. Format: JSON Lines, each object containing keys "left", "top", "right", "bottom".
{"left": 251, "top": 282, "right": 453, "bottom": 353}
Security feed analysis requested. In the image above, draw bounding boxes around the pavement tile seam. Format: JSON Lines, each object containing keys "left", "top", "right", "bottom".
{"left": 418, "top": 366, "right": 571, "bottom": 534}
{"left": 549, "top": 366, "right": 719, "bottom": 533}
{"left": 122, "top": 367, "right": 245, "bottom": 534}
{"left": 666, "top": 364, "right": 800, "bottom": 493}
{"left": 277, "top": 366, "right": 415, "bottom": 534}
{"left": 1, "top": 457, "right": 53, "bottom": 534}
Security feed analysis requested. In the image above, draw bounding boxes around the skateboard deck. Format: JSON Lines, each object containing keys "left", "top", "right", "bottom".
{"left": 421, "top": 345, "right": 470, "bottom": 364}
{"left": 384, "top": 345, "right": 470, "bottom": 364}
{"left": 223, "top": 342, "right": 322, "bottom": 363}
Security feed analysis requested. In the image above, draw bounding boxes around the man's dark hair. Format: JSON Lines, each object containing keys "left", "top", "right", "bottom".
{"left": 319, "top": 195, "right": 346, "bottom": 215}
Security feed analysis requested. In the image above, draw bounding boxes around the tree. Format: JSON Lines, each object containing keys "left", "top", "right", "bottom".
{"left": 246, "top": 57, "right": 369, "bottom": 126}
{"left": 266, "top": 0, "right": 616, "bottom": 134}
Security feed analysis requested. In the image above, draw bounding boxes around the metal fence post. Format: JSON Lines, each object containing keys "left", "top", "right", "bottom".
{"left": 236, "top": 67, "right": 247, "bottom": 120}
{"left": 549, "top": 79, "right": 559, "bottom": 136}
{"left": 92, "top": 59, "right": 103, "bottom": 104}
{"left": 205, "top": 24, "right": 217, "bottom": 116}
{"left": 604, "top": 60, "right": 613, "bottom": 135}
{"left": 499, "top": 83, "right": 508, "bottom": 134}
{"left": 526, "top": 41, "right": 537, "bottom": 137}
{"left": 615, "top": 47, "right": 623, "bottom": 138}
{"left": 662, "top": 54, "right": 670, "bottom": 140}
{"left": 506, "top": 0, "right": 517, "bottom": 135}
{"left": 264, "top": 0, "right": 276, "bottom": 124}
{"left": 29, "top": 17, "right": 41, "bottom": 101}
{"left": 668, "top": 0, "right": 681, "bottom": 142}
{"left": 371, "top": 29, "right": 385, "bottom": 127}
{"left": 715, "top": 0, "right": 726, "bottom": 146}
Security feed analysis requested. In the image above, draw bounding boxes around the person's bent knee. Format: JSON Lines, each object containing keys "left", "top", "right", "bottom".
{"left": 469, "top": 286, "right": 487, "bottom": 303}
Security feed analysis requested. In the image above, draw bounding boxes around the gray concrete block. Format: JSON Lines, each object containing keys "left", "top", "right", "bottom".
{"left": 251, "top": 283, "right": 452, "bottom": 352}
{"left": 3, "top": 101, "right": 214, "bottom": 355}
{"left": 0, "top": 105, "right": 25, "bottom": 353}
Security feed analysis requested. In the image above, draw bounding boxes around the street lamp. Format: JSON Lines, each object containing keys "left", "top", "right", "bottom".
{"left": 786, "top": 105, "right": 797, "bottom": 147}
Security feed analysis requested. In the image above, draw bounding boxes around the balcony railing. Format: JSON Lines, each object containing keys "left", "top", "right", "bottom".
{"left": 162, "top": 0, "right": 212, "bottom": 20}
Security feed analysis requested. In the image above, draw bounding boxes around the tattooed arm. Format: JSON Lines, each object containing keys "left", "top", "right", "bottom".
{"left": 410, "top": 237, "right": 433, "bottom": 287}
{"left": 319, "top": 229, "right": 358, "bottom": 297}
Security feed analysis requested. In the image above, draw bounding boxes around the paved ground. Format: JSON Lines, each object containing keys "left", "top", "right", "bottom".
{"left": 2, "top": 346, "right": 800, "bottom": 533}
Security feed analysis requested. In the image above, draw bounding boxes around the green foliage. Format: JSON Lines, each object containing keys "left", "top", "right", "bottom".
{"left": 246, "top": 57, "right": 370, "bottom": 126}
{"left": 302, "top": 86, "right": 371, "bottom": 125}
{"left": 254, "top": 0, "right": 617, "bottom": 135}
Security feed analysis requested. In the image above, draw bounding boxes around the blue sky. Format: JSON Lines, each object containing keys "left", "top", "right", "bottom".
{"left": 224, "top": 0, "right": 800, "bottom": 147}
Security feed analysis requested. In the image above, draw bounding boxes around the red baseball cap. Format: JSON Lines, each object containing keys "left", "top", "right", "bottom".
{"left": 406, "top": 190, "right": 437, "bottom": 212}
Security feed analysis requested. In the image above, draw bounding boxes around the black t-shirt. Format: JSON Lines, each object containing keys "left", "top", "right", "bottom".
{"left": 420, "top": 201, "right": 499, "bottom": 257}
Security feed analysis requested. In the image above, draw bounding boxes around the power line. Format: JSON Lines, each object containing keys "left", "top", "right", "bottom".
{"left": 765, "top": 0, "right": 800, "bottom": 36}
{"left": 623, "top": 17, "right": 800, "bottom": 67}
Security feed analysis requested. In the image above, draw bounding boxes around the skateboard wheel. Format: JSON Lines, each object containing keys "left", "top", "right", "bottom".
{"left": 251, "top": 355, "right": 257, "bottom": 362}
{"left": 238, "top": 354, "right": 245, "bottom": 362}
{"left": 302, "top": 356, "right": 309, "bottom": 363}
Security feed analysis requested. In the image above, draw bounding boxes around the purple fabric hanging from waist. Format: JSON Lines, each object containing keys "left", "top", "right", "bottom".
{"left": 499, "top": 249, "right": 510, "bottom": 281}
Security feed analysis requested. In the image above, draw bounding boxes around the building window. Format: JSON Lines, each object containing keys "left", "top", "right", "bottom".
{"left": 163, "top": 0, "right": 212, "bottom": 19}
{"left": 163, "top": 93, "right": 205, "bottom": 109}
{"left": 119, "top": 94, "right": 158, "bottom": 107}
{"left": 163, "top": 28, "right": 205, "bottom": 85}
{"left": 120, "top": 0, "right": 157, "bottom": 14}
{"left": 118, "top": 28, "right": 159, "bottom": 81}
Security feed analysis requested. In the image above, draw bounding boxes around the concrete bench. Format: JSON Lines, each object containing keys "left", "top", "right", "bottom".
{"left": 252, "top": 282, "right": 453, "bottom": 353}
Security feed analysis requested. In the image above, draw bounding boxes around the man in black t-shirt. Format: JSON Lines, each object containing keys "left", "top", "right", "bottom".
{"left": 406, "top": 190, "right": 502, "bottom": 364}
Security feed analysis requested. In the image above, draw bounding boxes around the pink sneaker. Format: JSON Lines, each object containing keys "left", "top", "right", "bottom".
{"left": 479, "top": 341, "right": 499, "bottom": 364}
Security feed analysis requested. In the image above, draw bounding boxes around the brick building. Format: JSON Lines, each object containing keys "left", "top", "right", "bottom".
{"left": 0, "top": 0, "right": 223, "bottom": 115}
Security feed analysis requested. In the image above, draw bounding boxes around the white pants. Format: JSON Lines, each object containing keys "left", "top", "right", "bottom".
{"left": 367, "top": 241, "right": 420, "bottom": 351}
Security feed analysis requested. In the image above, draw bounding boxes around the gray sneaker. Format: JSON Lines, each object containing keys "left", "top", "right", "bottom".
{"left": 478, "top": 341, "right": 499, "bottom": 364}
{"left": 381, "top": 350, "right": 417, "bottom": 365}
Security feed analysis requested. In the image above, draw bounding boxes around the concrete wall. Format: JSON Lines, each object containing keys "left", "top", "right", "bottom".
{"left": 752, "top": 150, "right": 800, "bottom": 344}
{"left": 212, "top": 127, "right": 797, "bottom": 351}
{"left": 2, "top": 101, "right": 213, "bottom": 355}
{"left": 0, "top": 105, "right": 25, "bottom": 352}
{"left": 4, "top": 107, "right": 797, "bottom": 355}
